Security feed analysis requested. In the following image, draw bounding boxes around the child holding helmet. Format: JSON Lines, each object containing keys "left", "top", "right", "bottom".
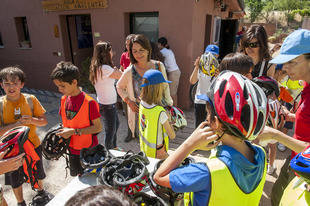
{"left": 155, "top": 71, "right": 268, "bottom": 205}
{"left": 0, "top": 67, "right": 52, "bottom": 206}
{"left": 189, "top": 45, "right": 219, "bottom": 127}
{"left": 139, "top": 69, "right": 175, "bottom": 159}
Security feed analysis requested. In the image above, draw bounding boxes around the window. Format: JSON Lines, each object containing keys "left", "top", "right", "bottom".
{"left": 130, "top": 12, "right": 159, "bottom": 43}
{"left": 0, "top": 32, "right": 3, "bottom": 48}
{"left": 14, "top": 17, "right": 32, "bottom": 48}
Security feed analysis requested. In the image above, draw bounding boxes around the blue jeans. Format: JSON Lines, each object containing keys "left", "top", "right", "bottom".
{"left": 99, "top": 103, "right": 119, "bottom": 149}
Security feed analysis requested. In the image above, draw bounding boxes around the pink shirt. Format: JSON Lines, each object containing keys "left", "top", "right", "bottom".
{"left": 120, "top": 52, "right": 131, "bottom": 71}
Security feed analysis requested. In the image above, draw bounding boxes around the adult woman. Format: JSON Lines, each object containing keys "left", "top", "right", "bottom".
{"left": 158, "top": 37, "right": 181, "bottom": 106}
{"left": 89, "top": 41, "right": 122, "bottom": 149}
{"left": 240, "top": 25, "right": 275, "bottom": 78}
{"left": 120, "top": 34, "right": 135, "bottom": 71}
{"left": 117, "top": 34, "right": 173, "bottom": 142}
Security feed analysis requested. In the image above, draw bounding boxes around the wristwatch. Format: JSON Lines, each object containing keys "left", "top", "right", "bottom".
{"left": 74, "top": 128, "right": 81, "bottom": 136}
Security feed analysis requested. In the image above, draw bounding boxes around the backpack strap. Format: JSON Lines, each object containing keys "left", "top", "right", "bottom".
{"left": 23, "top": 93, "right": 34, "bottom": 115}
{"left": 0, "top": 96, "right": 3, "bottom": 126}
{"left": 258, "top": 60, "right": 266, "bottom": 77}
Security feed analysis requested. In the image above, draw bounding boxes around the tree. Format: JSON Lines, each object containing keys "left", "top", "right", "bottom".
{"left": 262, "top": 0, "right": 274, "bottom": 23}
{"left": 273, "top": 0, "right": 309, "bottom": 25}
{"left": 245, "top": 0, "right": 265, "bottom": 23}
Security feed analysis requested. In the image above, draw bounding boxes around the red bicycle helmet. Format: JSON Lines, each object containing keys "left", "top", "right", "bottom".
{"left": 252, "top": 76, "right": 280, "bottom": 97}
{"left": 208, "top": 71, "right": 268, "bottom": 140}
{"left": 0, "top": 126, "right": 29, "bottom": 159}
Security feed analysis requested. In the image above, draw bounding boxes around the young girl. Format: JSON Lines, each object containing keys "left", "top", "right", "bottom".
{"left": 89, "top": 41, "right": 122, "bottom": 150}
{"left": 139, "top": 69, "right": 175, "bottom": 159}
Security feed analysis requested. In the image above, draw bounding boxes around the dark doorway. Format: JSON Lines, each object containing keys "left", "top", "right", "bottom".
{"left": 218, "top": 19, "right": 238, "bottom": 59}
{"left": 61, "top": 14, "right": 93, "bottom": 70}
{"left": 204, "top": 15, "right": 212, "bottom": 50}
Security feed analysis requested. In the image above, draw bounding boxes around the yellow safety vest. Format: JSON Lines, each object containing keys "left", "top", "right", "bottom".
{"left": 184, "top": 145, "right": 266, "bottom": 206}
{"left": 280, "top": 176, "right": 310, "bottom": 206}
{"left": 281, "top": 79, "right": 304, "bottom": 90}
{"left": 139, "top": 104, "right": 169, "bottom": 158}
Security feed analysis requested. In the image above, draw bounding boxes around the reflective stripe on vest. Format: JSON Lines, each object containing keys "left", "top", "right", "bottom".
{"left": 184, "top": 145, "right": 266, "bottom": 206}
{"left": 139, "top": 104, "right": 169, "bottom": 158}
{"left": 280, "top": 176, "right": 310, "bottom": 206}
{"left": 61, "top": 94, "right": 98, "bottom": 150}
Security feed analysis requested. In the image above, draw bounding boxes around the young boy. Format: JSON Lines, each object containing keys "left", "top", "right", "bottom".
{"left": 50, "top": 61, "right": 102, "bottom": 177}
{"left": 0, "top": 66, "right": 51, "bottom": 206}
{"left": 219, "top": 52, "right": 254, "bottom": 79}
{"left": 189, "top": 45, "right": 220, "bottom": 128}
{"left": 154, "top": 71, "right": 268, "bottom": 205}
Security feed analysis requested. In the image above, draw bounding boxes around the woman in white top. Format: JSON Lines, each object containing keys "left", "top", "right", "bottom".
{"left": 89, "top": 41, "right": 122, "bottom": 149}
{"left": 158, "top": 37, "right": 181, "bottom": 106}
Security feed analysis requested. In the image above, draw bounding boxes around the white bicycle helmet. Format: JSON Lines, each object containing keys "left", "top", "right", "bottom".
{"left": 199, "top": 52, "right": 219, "bottom": 76}
{"left": 268, "top": 100, "right": 284, "bottom": 129}
{"left": 165, "top": 106, "right": 187, "bottom": 130}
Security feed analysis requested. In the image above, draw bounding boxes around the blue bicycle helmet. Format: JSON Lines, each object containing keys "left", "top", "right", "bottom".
{"left": 290, "top": 147, "right": 310, "bottom": 183}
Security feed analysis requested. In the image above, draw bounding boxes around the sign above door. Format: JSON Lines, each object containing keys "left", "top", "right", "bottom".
{"left": 42, "top": 0, "right": 108, "bottom": 12}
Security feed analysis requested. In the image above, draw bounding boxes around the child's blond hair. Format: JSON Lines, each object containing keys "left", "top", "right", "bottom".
{"left": 140, "top": 79, "right": 164, "bottom": 105}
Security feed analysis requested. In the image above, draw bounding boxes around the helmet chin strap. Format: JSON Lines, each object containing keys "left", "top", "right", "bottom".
{"left": 216, "top": 131, "right": 225, "bottom": 141}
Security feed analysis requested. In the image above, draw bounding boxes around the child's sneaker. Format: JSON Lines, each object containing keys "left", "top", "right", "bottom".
{"left": 267, "top": 164, "right": 276, "bottom": 175}
{"left": 29, "top": 190, "right": 54, "bottom": 206}
{"left": 277, "top": 143, "right": 286, "bottom": 152}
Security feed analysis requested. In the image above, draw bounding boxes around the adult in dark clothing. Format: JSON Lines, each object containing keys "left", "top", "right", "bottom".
{"left": 240, "top": 25, "right": 275, "bottom": 78}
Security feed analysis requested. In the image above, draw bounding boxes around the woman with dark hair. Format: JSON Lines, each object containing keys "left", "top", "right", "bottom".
{"left": 117, "top": 34, "right": 172, "bottom": 142}
{"left": 158, "top": 37, "right": 181, "bottom": 106}
{"left": 89, "top": 41, "right": 122, "bottom": 149}
{"left": 240, "top": 25, "right": 275, "bottom": 78}
{"left": 150, "top": 41, "right": 165, "bottom": 63}
{"left": 120, "top": 34, "right": 135, "bottom": 71}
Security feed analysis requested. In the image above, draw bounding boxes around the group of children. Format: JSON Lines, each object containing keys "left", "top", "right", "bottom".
{"left": 0, "top": 62, "right": 102, "bottom": 205}
{"left": 0, "top": 28, "right": 309, "bottom": 206}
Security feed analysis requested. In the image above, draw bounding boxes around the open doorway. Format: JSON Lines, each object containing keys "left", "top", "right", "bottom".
{"left": 218, "top": 19, "right": 238, "bottom": 59}
{"left": 60, "top": 14, "right": 93, "bottom": 70}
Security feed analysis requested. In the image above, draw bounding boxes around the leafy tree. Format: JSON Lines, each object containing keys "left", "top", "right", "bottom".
{"left": 262, "top": 0, "right": 275, "bottom": 23}
{"left": 273, "top": 0, "right": 309, "bottom": 24}
{"left": 245, "top": 0, "right": 265, "bottom": 22}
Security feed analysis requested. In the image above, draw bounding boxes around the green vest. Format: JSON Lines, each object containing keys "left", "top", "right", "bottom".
{"left": 139, "top": 104, "right": 169, "bottom": 158}
{"left": 280, "top": 176, "right": 310, "bottom": 206}
{"left": 184, "top": 145, "right": 266, "bottom": 206}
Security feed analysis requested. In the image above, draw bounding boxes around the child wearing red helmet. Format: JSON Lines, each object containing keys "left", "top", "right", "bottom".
{"left": 154, "top": 71, "right": 268, "bottom": 205}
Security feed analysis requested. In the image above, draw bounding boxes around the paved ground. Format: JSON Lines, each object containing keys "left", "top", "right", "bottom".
{"left": 1, "top": 88, "right": 291, "bottom": 205}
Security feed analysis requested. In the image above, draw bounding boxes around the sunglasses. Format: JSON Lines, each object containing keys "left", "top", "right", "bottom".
{"left": 245, "top": 42, "right": 260, "bottom": 48}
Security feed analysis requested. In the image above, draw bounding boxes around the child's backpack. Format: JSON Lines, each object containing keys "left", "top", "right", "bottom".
{"left": 0, "top": 126, "right": 40, "bottom": 190}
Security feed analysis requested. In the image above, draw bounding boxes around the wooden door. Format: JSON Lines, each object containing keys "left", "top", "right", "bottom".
{"left": 67, "top": 15, "right": 93, "bottom": 70}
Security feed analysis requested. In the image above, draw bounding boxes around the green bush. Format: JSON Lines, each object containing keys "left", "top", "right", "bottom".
{"left": 79, "top": 57, "right": 96, "bottom": 94}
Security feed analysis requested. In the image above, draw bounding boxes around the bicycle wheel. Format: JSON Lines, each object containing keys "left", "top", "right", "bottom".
{"left": 189, "top": 82, "right": 197, "bottom": 104}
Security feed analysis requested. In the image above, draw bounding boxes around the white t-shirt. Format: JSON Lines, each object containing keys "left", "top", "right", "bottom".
{"left": 94, "top": 65, "right": 117, "bottom": 105}
{"left": 140, "top": 100, "right": 168, "bottom": 146}
{"left": 160, "top": 48, "right": 180, "bottom": 72}
{"left": 194, "top": 70, "right": 212, "bottom": 104}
